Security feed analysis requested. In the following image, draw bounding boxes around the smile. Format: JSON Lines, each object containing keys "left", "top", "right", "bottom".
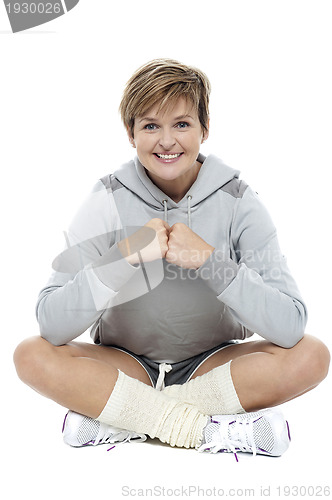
{"left": 155, "top": 153, "right": 183, "bottom": 159}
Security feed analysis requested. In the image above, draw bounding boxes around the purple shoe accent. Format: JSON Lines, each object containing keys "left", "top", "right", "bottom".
{"left": 257, "top": 447, "right": 268, "bottom": 454}
{"left": 228, "top": 420, "right": 236, "bottom": 425}
{"left": 286, "top": 421, "right": 291, "bottom": 441}
{"left": 62, "top": 412, "right": 69, "bottom": 433}
{"left": 211, "top": 419, "right": 219, "bottom": 424}
{"left": 234, "top": 452, "right": 239, "bottom": 462}
{"left": 253, "top": 416, "right": 263, "bottom": 424}
{"left": 107, "top": 446, "right": 115, "bottom": 451}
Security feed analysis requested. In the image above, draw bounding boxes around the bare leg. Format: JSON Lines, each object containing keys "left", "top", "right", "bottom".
{"left": 14, "top": 336, "right": 207, "bottom": 449}
{"left": 13, "top": 336, "right": 152, "bottom": 419}
{"left": 14, "top": 334, "right": 330, "bottom": 426}
{"left": 191, "top": 334, "right": 330, "bottom": 412}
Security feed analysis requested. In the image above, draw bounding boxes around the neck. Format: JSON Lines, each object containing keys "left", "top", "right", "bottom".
{"left": 146, "top": 161, "right": 202, "bottom": 203}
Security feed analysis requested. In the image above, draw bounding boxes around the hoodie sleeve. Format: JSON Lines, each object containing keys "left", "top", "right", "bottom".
{"left": 36, "top": 180, "right": 140, "bottom": 346}
{"left": 196, "top": 186, "right": 307, "bottom": 348}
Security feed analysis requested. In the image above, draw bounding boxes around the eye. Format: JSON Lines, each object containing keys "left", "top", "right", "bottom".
{"left": 144, "top": 123, "right": 158, "bottom": 131}
{"left": 176, "top": 122, "right": 190, "bottom": 129}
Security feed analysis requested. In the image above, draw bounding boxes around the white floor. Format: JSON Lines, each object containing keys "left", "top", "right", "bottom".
{"left": 4, "top": 334, "right": 331, "bottom": 500}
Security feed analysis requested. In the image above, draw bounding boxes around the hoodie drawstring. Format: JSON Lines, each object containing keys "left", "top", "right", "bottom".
{"left": 187, "top": 195, "right": 192, "bottom": 229}
{"left": 163, "top": 199, "right": 168, "bottom": 224}
{"left": 155, "top": 363, "right": 172, "bottom": 391}
{"left": 162, "top": 195, "right": 192, "bottom": 229}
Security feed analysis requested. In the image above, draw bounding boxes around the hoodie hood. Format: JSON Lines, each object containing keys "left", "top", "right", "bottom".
{"left": 113, "top": 153, "right": 240, "bottom": 212}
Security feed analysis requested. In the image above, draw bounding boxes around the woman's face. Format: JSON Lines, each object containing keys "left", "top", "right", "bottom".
{"left": 129, "top": 97, "right": 209, "bottom": 199}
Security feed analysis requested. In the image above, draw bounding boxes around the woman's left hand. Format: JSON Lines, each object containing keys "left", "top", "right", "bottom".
{"left": 165, "top": 223, "right": 214, "bottom": 269}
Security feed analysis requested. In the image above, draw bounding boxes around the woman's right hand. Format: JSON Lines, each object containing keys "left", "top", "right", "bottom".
{"left": 117, "top": 218, "right": 170, "bottom": 265}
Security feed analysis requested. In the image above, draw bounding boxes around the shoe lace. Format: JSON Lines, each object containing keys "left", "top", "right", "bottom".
{"left": 106, "top": 432, "right": 145, "bottom": 452}
{"left": 92, "top": 423, "right": 146, "bottom": 451}
{"left": 197, "top": 418, "right": 257, "bottom": 462}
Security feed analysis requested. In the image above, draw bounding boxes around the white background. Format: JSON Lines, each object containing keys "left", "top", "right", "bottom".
{"left": 1, "top": 1, "right": 331, "bottom": 498}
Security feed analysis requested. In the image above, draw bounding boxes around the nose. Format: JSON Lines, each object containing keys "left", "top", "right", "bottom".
{"left": 159, "top": 127, "right": 176, "bottom": 150}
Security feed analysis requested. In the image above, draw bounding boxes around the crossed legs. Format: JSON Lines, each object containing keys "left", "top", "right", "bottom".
{"left": 14, "top": 334, "right": 329, "bottom": 420}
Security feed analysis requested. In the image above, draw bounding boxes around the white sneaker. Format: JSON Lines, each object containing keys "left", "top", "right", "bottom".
{"left": 62, "top": 411, "right": 147, "bottom": 449}
{"left": 197, "top": 409, "right": 290, "bottom": 460}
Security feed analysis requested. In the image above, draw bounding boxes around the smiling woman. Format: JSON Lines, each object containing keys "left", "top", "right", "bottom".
{"left": 129, "top": 98, "right": 208, "bottom": 202}
{"left": 14, "top": 58, "right": 330, "bottom": 459}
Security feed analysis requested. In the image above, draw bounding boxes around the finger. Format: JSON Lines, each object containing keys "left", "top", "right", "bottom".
{"left": 162, "top": 220, "right": 171, "bottom": 234}
{"left": 165, "top": 249, "right": 175, "bottom": 263}
{"left": 167, "top": 230, "right": 175, "bottom": 245}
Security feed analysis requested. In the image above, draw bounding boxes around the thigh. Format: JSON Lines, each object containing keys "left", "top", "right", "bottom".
{"left": 190, "top": 338, "right": 286, "bottom": 378}
{"left": 15, "top": 336, "right": 153, "bottom": 386}
{"left": 59, "top": 341, "right": 153, "bottom": 385}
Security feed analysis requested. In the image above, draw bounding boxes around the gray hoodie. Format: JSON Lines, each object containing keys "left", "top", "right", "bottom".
{"left": 36, "top": 153, "right": 307, "bottom": 362}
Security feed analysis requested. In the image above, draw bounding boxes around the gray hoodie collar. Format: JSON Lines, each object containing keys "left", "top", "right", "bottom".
{"left": 114, "top": 153, "right": 240, "bottom": 211}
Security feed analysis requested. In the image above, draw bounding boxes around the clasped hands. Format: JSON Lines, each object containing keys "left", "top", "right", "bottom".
{"left": 118, "top": 218, "right": 215, "bottom": 270}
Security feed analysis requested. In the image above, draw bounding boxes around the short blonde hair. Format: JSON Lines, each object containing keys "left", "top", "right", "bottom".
{"left": 119, "top": 58, "right": 211, "bottom": 138}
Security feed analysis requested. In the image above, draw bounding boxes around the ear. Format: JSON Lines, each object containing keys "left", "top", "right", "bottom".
{"left": 126, "top": 126, "right": 136, "bottom": 148}
{"left": 201, "top": 119, "right": 210, "bottom": 143}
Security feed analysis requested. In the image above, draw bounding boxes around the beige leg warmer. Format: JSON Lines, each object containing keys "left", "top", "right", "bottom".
{"left": 97, "top": 370, "right": 208, "bottom": 448}
{"left": 163, "top": 361, "right": 244, "bottom": 415}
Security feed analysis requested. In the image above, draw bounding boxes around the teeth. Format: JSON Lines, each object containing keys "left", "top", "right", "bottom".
{"left": 157, "top": 153, "right": 182, "bottom": 159}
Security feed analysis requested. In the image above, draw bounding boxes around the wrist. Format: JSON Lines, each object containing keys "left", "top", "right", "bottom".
{"left": 198, "top": 245, "right": 215, "bottom": 268}
{"left": 117, "top": 240, "right": 139, "bottom": 266}
{"left": 125, "top": 253, "right": 140, "bottom": 266}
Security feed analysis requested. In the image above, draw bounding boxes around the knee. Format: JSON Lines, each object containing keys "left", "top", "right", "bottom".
{"left": 13, "top": 336, "right": 54, "bottom": 386}
{"left": 293, "top": 335, "right": 330, "bottom": 386}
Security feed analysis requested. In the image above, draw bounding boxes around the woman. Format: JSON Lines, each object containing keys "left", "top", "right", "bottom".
{"left": 14, "top": 59, "right": 330, "bottom": 458}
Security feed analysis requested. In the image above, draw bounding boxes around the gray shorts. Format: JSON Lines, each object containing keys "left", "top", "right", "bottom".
{"left": 111, "top": 342, "right": 236, "bottom": 390}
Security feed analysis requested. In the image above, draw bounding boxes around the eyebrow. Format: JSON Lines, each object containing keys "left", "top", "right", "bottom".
{"left": 137, "top": 114, "right": 194, "bottom": 123}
